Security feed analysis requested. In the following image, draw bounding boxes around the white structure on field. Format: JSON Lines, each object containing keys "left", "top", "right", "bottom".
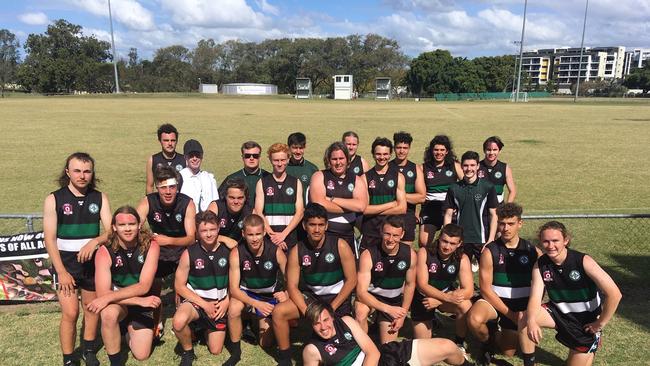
{"left": 333, "top": 75, "right": 353, "bottom": 100}
{"left": 222, "top": 83, "right": 278, "bottom": 95}
{"left": 199, "top": 84, "right": 218, "bottom": 93}
{"left": 375, "top": 77, "right": 391, "bottom": 100}
{"left": 296, "top": 78, "right": 312, "bottom": 99}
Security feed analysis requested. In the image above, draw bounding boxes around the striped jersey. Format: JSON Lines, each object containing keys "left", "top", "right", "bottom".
{"left": 53, "top": 186, "right": 102, "bottom": 252}
{"left": 186, "top": 242, "right": 230, "bottom": 301}
{"left": 362, "top": 165, "right": 399, "bottom": 240}
{"left": 108, "top": 244, "right": 147, "bottom": 290}
{"left": 146, "top": 192, "right": 191, "bottom": 262}
{"left": 485, "top": 237, "right": 537, "bottom": 311}
{"left": 423, "top": 249, "right": 461, "bottom": 292}
{"left": 366, "top": 243, "right": 411, "bottom": 305}
{"left": 390, "top": 160, "right": 418, "bottom": 213}
{"left": 261, "top": 174, "right": 299, "bottom": 241}
{"left": 321, "top": 170, "right": 357, "bottom": 238}
{"left": 310, "top": 317, "right": 365, "bottom": 366}
{"left": 423, "top": 162, "right": 457, "bottom": 201}
{"left": 478, "top": 160, "right": 507, "bottom": 202}
{"left": 538, "top": 249, "right": 602, "bottom": 324}
{"left": 298, "top": 235, "right": 345, "bottom": 297}
{"left": 238, "top": 238, "right": 280, "bottom": 298}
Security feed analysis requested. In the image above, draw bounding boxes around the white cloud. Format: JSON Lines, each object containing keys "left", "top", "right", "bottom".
{"left": 66, "top": 0, "right": 155, "bottom": 30}
{"left": 256, "top": 0, "right": 279, "bottom": 16}
{"left": 160, "top": 0, "right": 270, "bottom": 28}
{"left": 18, "top": 12, "right": 49, "bottom": 26}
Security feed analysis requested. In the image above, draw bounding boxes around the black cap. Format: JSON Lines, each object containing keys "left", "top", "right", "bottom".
{"left": 183, "top": 139, "right": 203, "bottom": 155}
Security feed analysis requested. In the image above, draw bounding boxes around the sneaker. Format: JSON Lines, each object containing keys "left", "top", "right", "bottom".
{"left": 471, "top": 259, "right": 479, "bottom": 273}
{"left": 82, "top": 351, "right": 99, "bottom": 366}
{"left": 179, "top": 351, "right": 195, "bottom": 366}
{"left": 155, "top": 321, "right": 165, "bottom": 342}
{"left": 476, "top": 345, "right": 493, "bottom": 366}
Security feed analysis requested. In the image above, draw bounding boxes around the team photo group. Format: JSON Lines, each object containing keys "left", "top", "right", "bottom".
{"left": 45, "top": 124, "right": 622, "bottom": 366}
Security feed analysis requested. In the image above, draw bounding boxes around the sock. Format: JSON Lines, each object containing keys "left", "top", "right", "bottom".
{"left": 107, "top": 353, "right": 122, "bottom": 366}
{"left": 182, "top": 348, "right": 195, "bottom": 356}
{"left": 223, "top": 341, "right": 242, "bottom": 366}
{"left": 277, "top": 348, "right": 292, "bottom": 365}
{"left": 83, "top": 339, "right": 97, "bottom": 353}
{"left": 461, "top": 360, "right": 474, "bottom": 366}
{"left": 63, "top": 354, "right": 75, "bottom": 366}
{"left": 454, "top": 336, "right": 465, "bottom": 347}
{"left": 523, "top": 352, "right": 536, "bottom": 366}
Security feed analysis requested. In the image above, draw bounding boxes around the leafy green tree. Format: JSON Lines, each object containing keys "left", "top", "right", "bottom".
{"left": 151, "top": 45, "right": 193, "bottom": 91}
{"left": 624, "top": 65, "right": 650, "bottom": 93}
{"left": 405, "top": 49, "right": 455, "bottom": 96}
{"left": 0, "top": 29, "right": 20, "bottom": 97}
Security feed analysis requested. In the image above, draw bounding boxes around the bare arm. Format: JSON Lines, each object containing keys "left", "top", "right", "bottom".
{"left": 78, "top": 192, "right": 112, "bottom": 263}
{"left": 401, "top": 249, "right": 417, "bottom": 310}
{"left": 479, "top": 249, "right": 512, "bottom": 316}
{"left": 175, "top": 250, "right": 212, "bottom": 310}
{"left": 331, "top": 239, "right": 357, "bottom": 311}
{"left": 456, "top": 254, "right": 475, "bottom": 299}
{"left": 583, "top": 255, "right": 622, "bottom": 332}
{"left": 406, "top": 164, "right": 426, "bottom": 205}
{"left": 302, "top": 344, "right": 322, "bottom": 366}
{"left": 505, "top": 164, "right": 517, "bottom": 203}
{"left": 227, "top": 247, "right": 256, "bottom": 306}
{"left": 43, "top": 194, "right": 67, "bottom": 278}
{"left": 443, "top": 208, "right": 454, "bottom": 226}
{"left": 136, "top": 196, "right": 149, "bottom": 227}
{"left": 454, "top": 161, "right": 464, "bottom": 180}
{"left": 378, "top": 173, "right": 407, "bottom": 216}
{"left": 286, "top": 245, "right": 307, "bottom": 315}
{"left": 333, "top": 175, "right": 368, "bottom": 213}
{"left": 526, "top": 262, "right": 546, "bottom": 344}
{"left": 416, "top": 248, "right": 450, "bottom": 302}
{"left": 145, "top": 156, "right": 154, "bottom": 194}
{"left": 154, "top": 202, "right": 197, "bottom": 247}
{"left": 356, "top": 250, "right": 391, "bottom": 313}
{"left": 309, "top": 171, "right": 343, "bottom": 213}
{"left": 342, "top": 316, "right": 380, "bottom": 365}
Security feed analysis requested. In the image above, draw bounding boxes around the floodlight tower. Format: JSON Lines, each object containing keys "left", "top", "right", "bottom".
{"left": 574, "top": 0, "right": 589, "bottom": 102}
{"left": 108, "top": 0, "right": 120, "bottom": 93}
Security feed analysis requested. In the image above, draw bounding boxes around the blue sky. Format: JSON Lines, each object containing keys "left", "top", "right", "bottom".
{"left": 3, "top": 0, "right": 649, "bottom": 60}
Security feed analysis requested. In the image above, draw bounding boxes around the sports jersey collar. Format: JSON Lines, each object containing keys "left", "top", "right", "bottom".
{"left": 242, "top": 167, "right": 262, "bottom": 176}
{"left": 289, "top": 157, "right": 304, "bottom": 166}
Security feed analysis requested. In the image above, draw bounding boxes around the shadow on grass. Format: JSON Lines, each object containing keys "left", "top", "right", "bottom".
{"left": 603, "top": 254, "right": 650, "bottom": 332}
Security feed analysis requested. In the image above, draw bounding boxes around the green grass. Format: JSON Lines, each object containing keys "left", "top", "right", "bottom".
{"left": 0, "top": 95, "right": 649, "bottom": 365}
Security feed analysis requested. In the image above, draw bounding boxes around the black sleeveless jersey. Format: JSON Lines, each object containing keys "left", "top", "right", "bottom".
{"left": 390, "top": 160, "right": 417, "bottom": 213}
{"left": 108, "top": 244, "right": 147, "bottom": 289}
{"left": 362, "top": 165, "right": 400, "bottom": 239}
{"left": 348, "top": 155, "right": 365, "bottom": 176}
{"left": 261, "top": 174, "right": 299, "bottom": 235}
{"left": 151, "top": 151, "right": 185, "bottom": 174}
{"left": 146, "top": 192, "right": 192, "bottom": 262}
{"left": 485, "top": 237, "right": 537, "bottom": 311}
{"left": 186, "top": 242, "right": 230, "bottom": 301}
{"left": 53, "top": 186, "right": 103, "bottom": 252}
{"left": 366, "top": 243, "right": 411, "bottom": 305}
{"left": 238, "top": 238, "right": 280, "bottom": 298}
{"left": 298, "top": 235, "right": 345, "bottom": 297}
{"left": 423, "top": 162, "right": 458, "bottom": 202}
{"left": 424, "top": 248, "right": 461, "bottom": 292}
{"left": 214, "top": 199, "right": 252, "bottom": 242}
{"left": 310, "top": 317, "right": 364, "bottom": 366}
{"left": 538, "top": 249, "right": 602, "bottom": 325}
{"left": 321, "top": 170, "right": 357, "bottom": 238}
{"left": 478, "top": 160, "right": 507, "bottom": 201}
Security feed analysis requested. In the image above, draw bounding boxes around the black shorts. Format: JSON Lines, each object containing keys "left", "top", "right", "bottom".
{"left": 155, "top": 260, "right": 178, "bottom": 279}
{"left": 378, "top": 339, "right": 414, "bottom": 366}
{"left": 463, "top": 242, "right": 483, "bottom": 262}
{"left": 543, "top": 303, "right": 601, "bottom": 353}
{"left": 496, "top": 310, "right": 518, "bottom": 331}
{"left": 410, "top": 293, "right": 437, "bottom": 322}
{"left": 419, "top": 201, "right": 445, "bottom": 229}
{"left": 304, "top": 292, "right": 352, "bottom": 317}
{"left": 123, "top": 305, "right": 155, "bottom": 330}
{"left": 188, "top": 301, "right": 227, "bottom": 332}
{"left": 401, "top": 212, "right": 417, "bottom": 242}
{"left": 52, "top": 250, "right": 95, "bottom": 291}
{"left": 373, "top": 295, "right": 403, "bottom": 324}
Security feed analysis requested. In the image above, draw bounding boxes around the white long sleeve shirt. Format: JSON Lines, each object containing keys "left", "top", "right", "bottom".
{"left": 180, "top": 167, "right": 219, "bottom": 212}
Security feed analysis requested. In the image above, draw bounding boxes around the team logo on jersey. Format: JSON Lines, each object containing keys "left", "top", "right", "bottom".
{"left": 137, "top": 254, "right": 145, "bottom": 264}
{"left": 368, "top": 180, "right": 376, "bottom": 189}
{"left": 62, "top": 203, "right": 73, "bottom": 215}
{"left": 302, "top": 255, "right": 312, "bottom": 266}
{"left": 353, "top": 166, "right": 360, "bottom": 174}
{"left": 478, "top": 170, "right": 485, "bottom": 178}
{"left": 301, "top": 174, "right": 309, "bottom": 182}
{"left": 519, "top": 255, "right": 529, "bottom": 265}
{"left": 219, "top": 218, "right": 227, "bottom": 228}
{"left": 499, "top": 254, "right": 505, "bottom": 265}
{"left": 266, "top": 187, "right": 275, "bottom": 196}
{"left": 175, "top": 213, "right": 183, "bottom": 222}
{"left": 195, "top": 259, "right": 205, "bottom": 270}
{"left": 397, "top": 260, "right": 407, "bottom": 270}
{"left": 494, "top": 172, "right": 503, "bottom": 179}
{"left": 88, "top": 203, "right": 99, "bottom": 214}
{"left": 569, "top": 270, "right": 581, "bottom": 281}
{"left": 374, "top": 261, "right": 384, "bottom": 272}
{"left": 344, "top": 332, "right": 352, "bottom": 340}
{"left": 407, "top": 170, "right": 414, "bottom": 178}
{"left": 347, "top": 183, "right": 354, "bottom": 192}
{"left": 115, "top": 256, "right": 123, "bottom": 267}
{"left": 264, "top": 261, "right": 273, "bottom": 270}
{"left": 326, "top": 180, "right": 335, "bottom": 190}
{"left": 387, "top": 179, "right": 395, "bottom": 188}
{"left": 325, "top": 344, "right": 337, "bottom": 356}
{"left": 127, "top": 252, "right": 133, "bottom": 258}
{"left": 325, "top": 253, "right": 335, "bottom": 263}
{"left": 429, "top": 263, "right": 438, "bottom": 273}
{"left": 152, "top": 212, "right": 161, "bottom": 222}
{"left": 243, "top": 260, "right": 251, "bottom": 271}
{"left": 445, "top": 170, "right": 453, "bottom": 177}
{"left": 427, "top": 171, "right": 434, "bottom": 179}
{"left": 447, "top": 264, "right": 457, "bottom": 274}
{"left": 175, "top": 164, "right": 183, "bottom": 172}
{"left": 218, "top": 258, "right": 227, "bottom": 267}
{"left": 286, "top": 187, "right": 295, "bottom": 196}
{"left": 543, "top": 270, "right": 553, "bottom": 282}
{"left": 474, "top": 194, "right": 483, "bottom": 201}
{"left": 208, "top": 255, "right": 214, "bottom": 260}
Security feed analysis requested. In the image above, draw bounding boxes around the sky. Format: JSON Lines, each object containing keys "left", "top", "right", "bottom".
{"left": 2, "top": 0, "right": 649, "bottom": 60}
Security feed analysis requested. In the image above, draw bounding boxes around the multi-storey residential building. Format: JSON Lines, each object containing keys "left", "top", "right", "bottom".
{"left": 623, "top": 48, "right": 650, "bottom": 74}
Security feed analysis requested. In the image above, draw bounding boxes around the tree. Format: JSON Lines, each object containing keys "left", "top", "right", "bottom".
{"left": 0, "top": 29, "right": 20, "bottom": 97}
{"left": 18, "top": 19, "right": 111, "bottom": 93}
{"left": 405, "top": 50, "right": 455, "bottom": 96}
{"left": 152, "top": 45, "right": 193, "bottom": 91}
{"left": 624, "top": 65, "right": 650, "bottom": 94}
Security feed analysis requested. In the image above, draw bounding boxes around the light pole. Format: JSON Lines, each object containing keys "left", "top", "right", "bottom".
{"left": 574, "top": 0, "right": 589, "bottom": 102}
{"left": 512, "top": 41, "right": 521, "bottom": 95}
{"left": 515, "top": 0, "right": 528, "bottom": 102}
{"left": 108, "top": 0, "right": 120, "bottom": 93}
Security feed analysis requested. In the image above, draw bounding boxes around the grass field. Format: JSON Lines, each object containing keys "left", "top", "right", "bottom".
{"left": 0, "top": 95, "right": 649, "bottom": 365}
